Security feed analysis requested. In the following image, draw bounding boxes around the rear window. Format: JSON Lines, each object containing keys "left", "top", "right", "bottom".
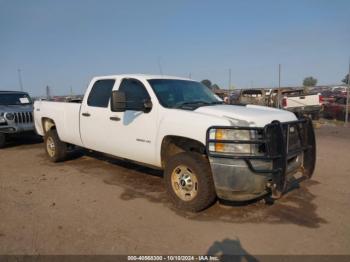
{"left": 87, "top": 79, "right": 115, "bottom": 108}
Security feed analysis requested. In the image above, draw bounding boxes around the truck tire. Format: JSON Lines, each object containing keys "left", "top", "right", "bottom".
{"left": 0, "top": 133, "right": 6, "bottom": 149}
{"left": 44, "top": 129, "right": 67, "bottom": 162}
{"left": 164, "top": 152, "right": 216, "bottom": 212}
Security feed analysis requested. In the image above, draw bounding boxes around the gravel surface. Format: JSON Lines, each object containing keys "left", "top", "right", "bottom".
{"left": 0, "top": 126, "right": 349, "bottom": 255}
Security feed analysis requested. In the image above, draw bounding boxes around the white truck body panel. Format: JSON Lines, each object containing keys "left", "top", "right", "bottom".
{"left": 34, "top": 101, "right": 83, "bottom": 147}
{"left": 34, "top": 74, "right": 297, "bottom": 168}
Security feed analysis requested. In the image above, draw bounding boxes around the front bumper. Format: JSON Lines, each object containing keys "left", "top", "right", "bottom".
{"left": 0, "top": 123, "right": 34, "bottom": 134}
{"left": 206, "top": 118, "right": 316, "bottom": 201}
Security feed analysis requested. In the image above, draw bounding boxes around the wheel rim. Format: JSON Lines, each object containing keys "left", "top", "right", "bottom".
{"left": 46, "top": 137, "right": 56, "bottom": 157}
{"left": 171, "top": 165, "right": 198, "bottom": 201}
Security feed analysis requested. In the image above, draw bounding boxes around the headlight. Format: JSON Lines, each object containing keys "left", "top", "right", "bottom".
{"left": 5, "top": 112, "right": 15, "bottom": 121}
{"left": 209, "top": 129, "right": 255, "bottom": 154}
{"left": 0, "top": 115, "right": 5, "bottom": 123}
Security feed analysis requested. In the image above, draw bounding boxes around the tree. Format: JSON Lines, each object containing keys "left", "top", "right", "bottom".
{"left": 303, "top": 76, "right": 318, "bottom": 87}
{"left": 342, "top": 74, "right": 349, "bottom": 84}
{"left": 201, "top": 79, "right": 212, "bottom": 88}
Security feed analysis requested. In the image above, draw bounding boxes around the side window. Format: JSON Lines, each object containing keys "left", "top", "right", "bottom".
{"left": 119, "top": 78, "right": 151, "bottom": 110}
{"left": 87, "top": 79, "right": 115, "bottom": 107}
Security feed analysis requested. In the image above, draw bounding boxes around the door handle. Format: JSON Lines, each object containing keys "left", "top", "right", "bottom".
{"left": 110, "top": 116, "right": 121, "bottom": 121}
{"left": 82, "top": 112, "right": 91, "bottom": 117}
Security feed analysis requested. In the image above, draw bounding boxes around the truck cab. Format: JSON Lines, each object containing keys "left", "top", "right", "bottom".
{"left": 0, "top": 91, "right": 35, "bottom": 148}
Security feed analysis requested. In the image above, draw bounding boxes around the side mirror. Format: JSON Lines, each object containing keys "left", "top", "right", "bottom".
{"left": 143, "top": 99, "right": 153, "bottom": 113}
{"left": 111, "top": 90, "right": 126, "bottom": 112}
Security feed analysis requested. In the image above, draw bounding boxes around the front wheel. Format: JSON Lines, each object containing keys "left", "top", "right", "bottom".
{"left": 44, "top": 129, "right": 67, "bottom": 162}
{"left": 164, "top": 152, "right": 216, "bottom": 212}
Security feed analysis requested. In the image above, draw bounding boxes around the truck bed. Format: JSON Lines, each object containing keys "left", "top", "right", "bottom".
{"left": 34, "top": 101, "right": 83, "bottom": 147}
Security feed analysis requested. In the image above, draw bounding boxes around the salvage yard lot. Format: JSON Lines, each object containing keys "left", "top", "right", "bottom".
{"left": 0, "top": 125, "right": 349, "bottom": 255}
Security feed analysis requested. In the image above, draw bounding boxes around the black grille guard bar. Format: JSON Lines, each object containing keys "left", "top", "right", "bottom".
{"left": 206, "top": 118, "right": 316, "bottom": 192}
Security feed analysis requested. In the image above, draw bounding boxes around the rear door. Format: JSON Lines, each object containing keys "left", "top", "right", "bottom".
{"left": 80, "top": 78, "right": 116, "bottom": 152}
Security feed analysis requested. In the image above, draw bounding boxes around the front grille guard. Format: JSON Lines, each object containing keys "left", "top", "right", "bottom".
{"left": 206, "top": 118, "right": 316, "bottom": 192}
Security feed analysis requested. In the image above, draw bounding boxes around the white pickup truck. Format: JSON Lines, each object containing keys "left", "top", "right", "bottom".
{"left": 279, "top": 89, "right": 322, "bottom": 119}
{"left": 34, "top": 74, "right": 316, "bottom": 211}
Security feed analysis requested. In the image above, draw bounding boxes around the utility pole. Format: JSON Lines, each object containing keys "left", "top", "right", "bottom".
{"left": 277, "top": 64, "right": 282, "bottom": 108}
{"left": 70, "top": 86, "right": 73, "bottom": 96}
{"left": 228, "top": 68, "right": 231, "bottom": 90}
{"left": 345, "top": 58, "right": 350, "bottom": 126}
{"left": 188, "top": 72, "right": 192, "bottom": 79}
{"left": 17, "top": 69, "right": 23, "bottom": 91}
{"left": 46, "top": 85, "right": 51, "bottom": 100}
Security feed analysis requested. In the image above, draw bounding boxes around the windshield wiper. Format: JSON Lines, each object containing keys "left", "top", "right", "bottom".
{"left": 208, "top": 101, "right": 224, "bottom": 105}
{"left": 174, "top": 101, "right": 211, "bottom": 109}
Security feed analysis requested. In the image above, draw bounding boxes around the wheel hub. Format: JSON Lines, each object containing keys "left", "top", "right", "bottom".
{"left": 46, "top": 137, "right": 56, "bottom": 157}
{"left": 171, "top": 165, "right": 198, "bottom": 201}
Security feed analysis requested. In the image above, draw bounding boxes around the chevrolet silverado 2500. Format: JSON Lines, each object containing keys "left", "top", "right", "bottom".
{"left": 34, "top": 75, "right": 316, "bottom": 211}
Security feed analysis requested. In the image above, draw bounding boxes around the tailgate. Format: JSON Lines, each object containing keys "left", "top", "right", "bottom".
{"left": 284, "top": 94, "right": 320, "bottom": 108}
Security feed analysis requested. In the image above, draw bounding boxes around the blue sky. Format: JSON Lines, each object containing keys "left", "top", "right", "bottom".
{"left": 0, "top": 0, "right": 349, "bottom": 96}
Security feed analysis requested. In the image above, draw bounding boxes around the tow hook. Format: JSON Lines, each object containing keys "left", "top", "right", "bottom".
{"left": 266, "top": 182, "right": 283, "bottom": 199}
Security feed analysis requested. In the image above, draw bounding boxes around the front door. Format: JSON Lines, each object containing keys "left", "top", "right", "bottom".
{"left": 80, "top": 77, "right": 159, "bottom": 166}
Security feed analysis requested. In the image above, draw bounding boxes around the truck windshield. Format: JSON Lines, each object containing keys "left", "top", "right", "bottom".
{"left": 0, "top": 93, "right": 32, "bottom": 105}
{"left": 148, "top": 79, "right": 223, "bottom": 109}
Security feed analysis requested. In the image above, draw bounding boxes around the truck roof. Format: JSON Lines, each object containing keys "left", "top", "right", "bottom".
{"left": 92, "top": 74, "right": 193, "bottom": 81}
{"left": 0, "top": 90, "right": 29, "bottom": 94}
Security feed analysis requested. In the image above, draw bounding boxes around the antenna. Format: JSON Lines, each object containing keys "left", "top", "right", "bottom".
{"left": 157, "top": 57, "right": 163, "bottom": 75}
{"left": 228, "top": 68, "right": 232, "bottom": 90}
{"left": 277, "top": 64, "right": 282, "bottom": 108}
{"left": 17, "top": 69, "right": 23, "bottom": 91}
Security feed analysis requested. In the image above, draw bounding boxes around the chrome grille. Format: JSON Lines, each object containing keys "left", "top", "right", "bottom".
{"left": 14, "top": 112, "right": 33, "bottom": 124}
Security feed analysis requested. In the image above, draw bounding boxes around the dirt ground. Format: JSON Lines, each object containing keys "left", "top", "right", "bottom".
{"left": 0, "top": 124, "right": 349, "bottom": 256}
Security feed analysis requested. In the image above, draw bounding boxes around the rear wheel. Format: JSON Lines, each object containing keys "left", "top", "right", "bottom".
{"left": 164, "top": 152, "right": 216, "bottom": 212}
{"left": 0, "top": 133, "right": 6, "bottom": 148}
{"left": 44, "top": 129, "right": 67, "bottom": 162}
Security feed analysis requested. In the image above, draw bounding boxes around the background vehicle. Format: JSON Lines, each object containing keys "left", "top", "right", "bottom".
{"left": 271, "top": 89, "right": 322, "bottom": 120}
{"left": 323, "top": 96, "right": 350, "bottom": 121}
{"left": 238, "top": 89, "right": 270, "bottom": 106}
{"left": 34, "top": 75, "right": 316, "bottom": 212}
{"left": 0, "top": 91, "right": 35, "bottom": 148}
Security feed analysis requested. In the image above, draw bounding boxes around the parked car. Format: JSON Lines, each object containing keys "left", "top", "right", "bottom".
{"left": 0, "top": 91, "right": 35, "bottom": 148}
{"left": 331, "top": 86, "right": 348, "bottom": 95}
{"left": 320, "top": 90, "right": 336, "bottom": 105}
{"left": 34, "top": 74, "right": 316, "bottom": 212}
{"left": 323, "top": 96, "right": 350, "bottom": 121}
{"left": 238, "top": 89, "right": 270, "bottom": 106}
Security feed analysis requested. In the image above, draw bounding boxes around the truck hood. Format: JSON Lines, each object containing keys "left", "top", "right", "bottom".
{"left": 0, "top": 104, "right": 33, "bottom": 112}
{"left": 194, "top": 104, "right": 297, "bottom": 127}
